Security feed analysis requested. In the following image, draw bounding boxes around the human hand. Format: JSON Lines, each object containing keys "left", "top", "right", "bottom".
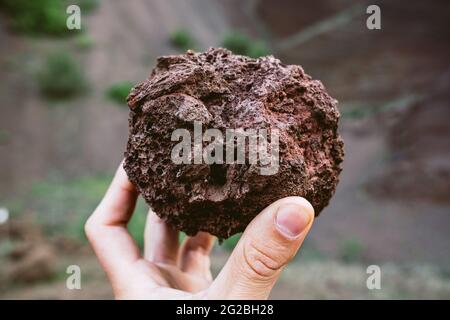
{"left": 85, "top": 162, "right": 314, "bottom": 299}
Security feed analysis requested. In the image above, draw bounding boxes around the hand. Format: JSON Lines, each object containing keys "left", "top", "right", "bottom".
{"left": 85, "top": 162, "right": 314, "bottom": 299}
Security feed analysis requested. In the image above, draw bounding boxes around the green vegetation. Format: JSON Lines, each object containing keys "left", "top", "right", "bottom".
{"left": 75, "top": 33, "right": 94, "bottom": 50}
{"left": 221, "top": 31, "right": 269, "bottom": 58}
{"left": 6, "top": 171, "right": 247, "bottom": 252}
{"left": 0, "top": 0, "right": 67, "bottom": 35}
{"left": 222, "top": 32, "right": 248, "bottom": 55}
{"left": 6, "top": 173, "right": 145, "bottom": 248}
{"left": 221, "top": 233, "right": 241, "bottom": 251}
{"left": 0, "top": 0, "right": 68, "bottom": 35}
{"left": 0, "top": 0, "right": 98, "bottom": 36}
{"left": 12, "top": 173, "right": 143, "bottom": 248}
{"left": 72, "top": 0, "right": 99, "bottom": 13}
{"left": 9, "top": 173, "right": 237, "bottom": 252}
{"left": 246, "top": 40, "right": 269, "bottom": 59}
{"left": 106, "top": 81, "right": 134, "bottom": 105}
{"left": 338, "top": 238, "right": 364, "bottom": 263}
{"left": 21, "top": 175, "right": 111, "bottom": 238}
{"left": 0, "top": 129, "right": 10, "bottom": 145}
{"left": 169, "top": 29, "right": 196, "bottom": 51}
{"left": 296, "top": 238, "right": 324, "bottom": 261}
{"left": 37, "top": 52, "right": 87, "bottom": 99}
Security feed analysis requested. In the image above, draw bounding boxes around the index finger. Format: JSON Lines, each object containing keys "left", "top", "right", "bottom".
{"left": 85, "top": 161, "right": 143, "bottom": 284}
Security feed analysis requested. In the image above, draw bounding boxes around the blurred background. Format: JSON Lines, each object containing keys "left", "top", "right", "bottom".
{"left": 0, "top": 0, "right": 449, "bottom": 299}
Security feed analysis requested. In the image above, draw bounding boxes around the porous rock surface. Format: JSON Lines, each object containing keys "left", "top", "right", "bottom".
{"left": 124, "top": 48, "right": 344, "bottom": 239}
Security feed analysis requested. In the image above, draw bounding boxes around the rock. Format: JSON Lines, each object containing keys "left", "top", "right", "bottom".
{"left": 1, "top": 218, "right": 58, "bottom": 284}
{"left": 124, "top": 48, "right": 344, "bottom": 238}
{"left": 9, "top": 243, "right": 56, "bottom": 283}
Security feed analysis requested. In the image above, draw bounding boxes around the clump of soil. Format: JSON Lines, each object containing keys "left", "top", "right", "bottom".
{"left": 124, "top": 48, "right": 344, "bottom": 238}
{"left": 0, "top": 218, "right": 57, "bottom": 285}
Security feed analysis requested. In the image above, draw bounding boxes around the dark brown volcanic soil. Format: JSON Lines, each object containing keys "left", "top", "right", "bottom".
{"left": 124, "top": 48, "right": 344, "bottom": 238}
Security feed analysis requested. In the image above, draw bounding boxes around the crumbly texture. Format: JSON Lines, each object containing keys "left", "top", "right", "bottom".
{"left": 124, "top": 48, "right": 344, "bottom": 239}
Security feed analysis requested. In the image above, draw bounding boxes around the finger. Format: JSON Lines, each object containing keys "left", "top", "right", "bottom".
{"left": 179, "top": 232, "right": 215, "bottom": 279}
{"left": 144, "top": 210, "right": 179, "bottom": 265}
{"left": 85, "top": 162, "right": 148, "bottom": 286}
{"left": 209, "top": 197, "right": 314, "bottom": 299}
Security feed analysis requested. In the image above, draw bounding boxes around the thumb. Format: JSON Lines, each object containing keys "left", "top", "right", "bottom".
{"left": 209, "top": 197, "right": 314, "bottom": 299}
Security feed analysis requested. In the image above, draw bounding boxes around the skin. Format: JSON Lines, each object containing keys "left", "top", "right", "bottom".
{"left": 85, "top": 162, "right": 315, "bottom": 299}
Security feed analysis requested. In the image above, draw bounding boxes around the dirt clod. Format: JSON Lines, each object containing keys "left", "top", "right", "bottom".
{"left": 0, "top": 218, "right": 57, "bottom": 284}
{"left": 124, "top": 48, "right": 344, "bottom": 238}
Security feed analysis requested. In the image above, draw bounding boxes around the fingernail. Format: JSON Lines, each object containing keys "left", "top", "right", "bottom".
{"left": 275, "top": 203, "right": 311, "bottom": 238}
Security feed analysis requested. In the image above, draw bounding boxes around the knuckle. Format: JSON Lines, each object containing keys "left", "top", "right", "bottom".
{"left": 242, "top": 238, "right": 288, "bottom": 280}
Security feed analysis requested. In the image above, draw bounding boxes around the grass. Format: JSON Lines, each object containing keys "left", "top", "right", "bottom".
{"left": 74, "top": 33, "right": 95, "bottom": 50}
{"left": 169, "top": 29, "right": 196, "bottom": 51}
{"left": 246, "top": 40, "right": 269, "bottom": 59}
{"left": 106, "top": 81, "right": 134, "bottom": 105}
{"left": 4, "top": 173, "right": 172, "bottom": 250}
{"left": 71, "top": 0, "right": 99, "bottom": 13}
{"left": 27, "top": 174, "right": 112, "bottom": 237}
{"left": 37, "top": 52, "right": 87, "bottom": 99}
{"left": 0, "top": 129, "right": 10, "bottom": 145}
{"left": 0, "top": 0, "right": 98, "bottom": 36}
{"left": 220, "top": 233, "right": 241, "bottom": 251}
{"left": 0, "top": 0, "right": 67, "bottom": 36}
{"left": 9, "top": 173, "right": 145, "bottom": 247}
{"left": 6, "top": 171, "right": 246, "bottom": 252}
{"left": 221, "top": 31, "right": 269, "bottom": 58}
{"left": 338, "top": 238, "right": 365, "bottom": 263}
{"left": 296, "top": 238, "right": 325, "bottom": 261}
